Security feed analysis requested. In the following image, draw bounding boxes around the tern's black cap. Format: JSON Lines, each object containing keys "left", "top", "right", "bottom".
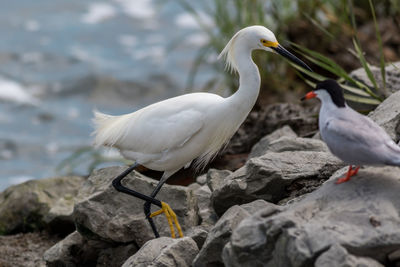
{"left": 316, "top": 79, "right": 346, "bottom": 108}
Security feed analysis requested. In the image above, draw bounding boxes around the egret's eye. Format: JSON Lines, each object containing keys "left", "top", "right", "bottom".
{"left": 261, "top": 39, "right": 279, "bottom": 48}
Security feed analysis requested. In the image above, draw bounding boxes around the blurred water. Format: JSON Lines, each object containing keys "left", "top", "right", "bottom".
{"left": 0, "top": 0, "right": 218, "bottom": 191}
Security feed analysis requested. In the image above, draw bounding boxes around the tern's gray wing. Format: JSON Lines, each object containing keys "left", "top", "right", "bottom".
{"left": 323, "top": 112, "right": 400, "bottom": 165}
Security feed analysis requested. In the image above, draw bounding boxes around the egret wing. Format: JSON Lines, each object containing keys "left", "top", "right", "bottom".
{"left": 114, "top": 106, "right": 205, "bottom": 154}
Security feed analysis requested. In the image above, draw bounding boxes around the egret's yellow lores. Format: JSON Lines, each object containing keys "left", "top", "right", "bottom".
{"left": 93, "top": 25, "right": 312, "bottom": 238}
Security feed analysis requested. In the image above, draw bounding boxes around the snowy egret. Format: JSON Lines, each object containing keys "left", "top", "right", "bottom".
{"left": 302, "top": 79, "right": 400, "bottom": 184}
{"left": 93, "top": 25, "right": 312, "bottom": 238}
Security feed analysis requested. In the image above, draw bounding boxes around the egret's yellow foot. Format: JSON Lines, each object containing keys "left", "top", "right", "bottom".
{"left": 150, "top": 202, "right": 183, "bottom": 238}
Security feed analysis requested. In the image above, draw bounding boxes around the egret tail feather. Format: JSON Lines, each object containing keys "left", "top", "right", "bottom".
{"left": 92, "top": 110, "right": 131, "bottom": 148}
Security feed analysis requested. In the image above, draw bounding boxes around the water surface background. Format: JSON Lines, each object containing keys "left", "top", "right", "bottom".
{"left": 0, "top": 0, "right": 219, "bottom": 191}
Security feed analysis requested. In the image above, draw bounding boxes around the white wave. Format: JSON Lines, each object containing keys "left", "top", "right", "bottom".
{"left": 25, "top": 20, "right": 40, "bottom": 32}
{"left": 0, "top": 77, "right": 39, "bottom": 105}
{"left": 82, "top": 3, "right": 117, "bottom": 24}
{"left": 118, "top": 34, "right": 137, "bottom": 47}
{"left": 185, "top": 32, "right": 209, "bottom": 46}
{"left": 132, "top": 46, "right": 165, "bottom": 63}
{"left": 114, "top": 0, "right": 154, "bottom": 19}
{"left": 175, "top": 12, "right": 214, "bottom": 29}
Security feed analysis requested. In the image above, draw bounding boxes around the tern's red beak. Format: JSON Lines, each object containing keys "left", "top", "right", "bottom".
{"left": 301, "top": 91, "right": 317, "bottom": 101}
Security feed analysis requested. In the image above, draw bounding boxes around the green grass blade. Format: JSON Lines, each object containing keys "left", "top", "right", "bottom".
{"left": 341, "top": 84, "right": 371, "bottom": 97}
{"left": 368, "top": 0, "right": 387, "bottom": 93}
{"left": 352, "top": 38, "right": 379, "bottom": 92}
{"left": 288, "top": 61, "right": 327, "bottom": 81}
{"left": 343, "top": 94, "right": 381, "bottom": 105}
{"left": 303, "top": 12, "right": 335, "bottom": 40}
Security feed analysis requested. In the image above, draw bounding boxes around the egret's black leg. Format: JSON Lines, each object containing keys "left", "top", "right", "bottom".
{"left": 112, "top": 163, "right": 162, "bottom": 237}
{"left": 143, "top": 178, "right": 168, "bottom": 237}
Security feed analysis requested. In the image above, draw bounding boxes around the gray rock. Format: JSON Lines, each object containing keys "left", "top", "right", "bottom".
{"left": 249, "top": 125, "right": 297, "bottom": 158}
{"left": 350, "top": 61, "right": 400, "bottom": 95}
{"left": 97, "top": 243, "right": 139, "bottom": 267}
{"left": 223, "top": 166, "right": 400, "bottom": 267}
{"left": 262, "top": 136, "right": 329, "bottom": 154}
{"left": 44, "top": 231, "right": 137, "bottom": 267}
{"left": 193, "top": 200, "right": 280, "bottom": 267}
{"left": 185, "top": 226, "right": 209, "bottom": 250}
{"left": 315, "top": 244, "right": 384, "bottom": 267}
{"left": 224, "top": 103, "right": 319, "bottom": 154}
{"left": 73, "top": 167, "right": 198, "bottom": 246}
{"left": 0, "top": 176, "right": 84, "bottom": 234}
{"left": 368, "top": 90, "right": 400, "bottom": 141}
{"left": 196, "top": 174, "right": 207, "bottom": 185}
{"left": 206, "top": 168, "right": 232, "bottom": 192}
{"left": 194, "top": 185, "right": 217, "bottom": 227}
{"left": 122, "top": 237, "right": 198, "bottom": 267}
{"left": 212, "top": 151, "right": 343, "bottom": 215}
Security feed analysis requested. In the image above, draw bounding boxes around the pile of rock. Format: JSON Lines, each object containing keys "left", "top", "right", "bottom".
{"left": 0, "top": 64, "right": 400, "bottom": 266}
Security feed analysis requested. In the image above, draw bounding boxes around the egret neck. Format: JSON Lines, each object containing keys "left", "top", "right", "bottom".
{"left": 226, "top": 45, "right": 260, "bottom": 117}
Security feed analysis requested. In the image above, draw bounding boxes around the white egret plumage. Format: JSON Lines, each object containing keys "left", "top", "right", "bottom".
{"left": 302, "top": 79, "right": 400, "bottom": 184}
{"left": 93, "top": 25, "right": 312, "bottom": 238}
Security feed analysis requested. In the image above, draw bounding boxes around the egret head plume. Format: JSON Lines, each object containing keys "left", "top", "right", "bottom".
{"left": 218, "top": 25, "right": 277, "bottom": 73}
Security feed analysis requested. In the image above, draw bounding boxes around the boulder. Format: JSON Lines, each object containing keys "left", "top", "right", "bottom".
{"left": 368, "top": 90, "right": 400, "bottom": 141}
{"left": 223, "top": 103, "right": 318, "bottom": 155}
{"left": 196, "top": 173, "right": 207, "bottom": 185}
{"left": 193, "top": 185, "right": 217, "bottom": 228}
{"left": 349, "top": 61, "right": 400, "bottom": 95}
{"left": 249, "top": 125, "right": 297, "bottom": 158}
{"left": 44, "top": 231, "right": 101, "bottom": 267}
{"left": 212, "top": 150, "right": 343, "bottom": 216}
{"left": 256, "top": 136, "right": 329, "bottom": 155}
{"left": 206, "top": 168, "right": 232, "bottom": 192}
{"left": 44, "top": 231, "right": 137, "bottom": 267}
{"left": 193, "top": 200, "right": 279, "bottom": 267}
{"left": 186, "top": 226, "right": 209, "bottom": 250}
{"left": 223, "top": 166, "right": 400, "bottom": 267}
{"left": 315, "top": 244, "right": 384, "bottom": 267}
{"left": 0, "top": 176, "right": 84, "bottom": 234}
{"left": 122, "top": 237, "right": 198, "bottom": 267}
{"left": 73, "top": 167, "right": 198, "bottom": 246}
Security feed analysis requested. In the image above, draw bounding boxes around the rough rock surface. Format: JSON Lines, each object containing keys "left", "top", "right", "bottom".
{"left": 224, "top": 103, "right": 319, "bottom": 154}
{"left": 350, "top": 61, "right": 400, "bottom": 95}
{"left": 212, "top": 145, "right": 343, "bottom": 215}
{"left": 193, "top": 200, "right": 280, "bottom": 267}
{"left": 223, "top": 166, "right": 400, "bottom": 267}
{"left": 186, "top": 226, "right": 209, "bottom": 251}
{"left": 73, "top": 167, "right": 198, "bottom": 246}
{"left": 315, "top": 244, "right": 384, "bottom": 267}
{"left": 249, "top": 125, "right": 297, "bottom": 158}
{"left": 0, "top": 176, "right": 84, "bottom": 234}
{"left": 193, "top": 184, "right": 217, "bottom": 228}
{"left": 258, "top": 136, "right": 329, "bottom": 154}
{"left": 206, "top": 168, "right": 232, "bottom": 192}
{"left": 368, "top": 90, "right": 400, "bottom": 141}
{"left": 122, "top": 237, "right": 198, "bottom": 267}
{"left": 0, "top": 232, "right": 60, "bottom": 267}
{"left": 44, "top": 231, "right": 137, "bottom": 267}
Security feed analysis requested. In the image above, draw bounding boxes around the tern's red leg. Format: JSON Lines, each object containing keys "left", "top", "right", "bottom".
{"left": 336, "top": 165, "right": 358, "bottom": 184}
{"left": 350, "top": 166, "right": 360, "bottom": 176}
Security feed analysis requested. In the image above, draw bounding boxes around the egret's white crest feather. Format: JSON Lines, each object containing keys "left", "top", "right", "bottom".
{"left": 218, "top": 30, "right": 241, "bottom": 73}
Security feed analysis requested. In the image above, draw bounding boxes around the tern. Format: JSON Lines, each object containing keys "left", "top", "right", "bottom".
{"left": 302, "top": 79, "right": 400, "bottom": 184}
{"left": 93, "top": 25, "right": 312, "bottom": 238}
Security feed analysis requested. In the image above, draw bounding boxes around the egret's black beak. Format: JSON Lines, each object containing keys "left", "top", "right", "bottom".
{"left": 272, "top": 44, "right": 313, "bottom": 72}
